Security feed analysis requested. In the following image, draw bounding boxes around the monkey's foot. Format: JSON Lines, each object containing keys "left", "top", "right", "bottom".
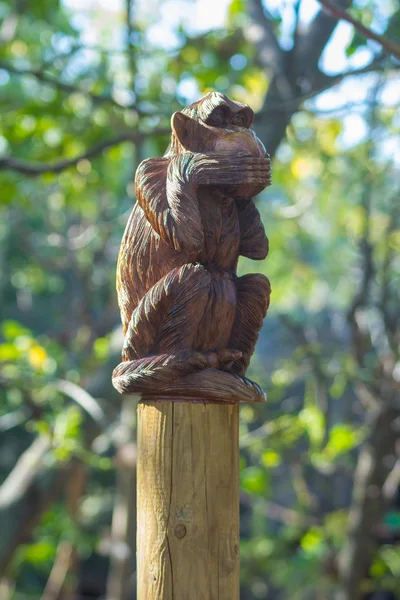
{"left": 140, "top": 368, "right": 266, "bottom": 404}
{"left": 217, "top": 348, "right": 242, "bottom": 371}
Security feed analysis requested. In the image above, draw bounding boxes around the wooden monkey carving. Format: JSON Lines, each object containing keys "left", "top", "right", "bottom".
{"left": 112, "top": 92, "right": 271, "bottom": 403}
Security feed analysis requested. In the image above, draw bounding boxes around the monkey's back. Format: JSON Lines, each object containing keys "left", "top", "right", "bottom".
{"left": 116, "top": 203, "right": 190, "bottom": 334}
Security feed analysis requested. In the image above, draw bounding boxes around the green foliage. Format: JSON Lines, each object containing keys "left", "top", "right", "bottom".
{"left": 0, "top": 0, "right": 399, "bottom": 598}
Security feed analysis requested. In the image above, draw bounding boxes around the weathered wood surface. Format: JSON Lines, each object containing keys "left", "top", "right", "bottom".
{"left": 137, "top": 401, "right": 239, "bottom": 600}
{"left": 112, "top": 91, "right": 271, "bottom": 403}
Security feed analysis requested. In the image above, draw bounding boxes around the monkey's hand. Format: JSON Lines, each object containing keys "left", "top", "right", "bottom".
{"left": 191, "top": 152, "right": 271, "bottom": 196}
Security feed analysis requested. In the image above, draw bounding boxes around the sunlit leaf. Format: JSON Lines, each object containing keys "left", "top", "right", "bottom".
{"left": 240, "top": 466, "right": 269, "bottom": 495}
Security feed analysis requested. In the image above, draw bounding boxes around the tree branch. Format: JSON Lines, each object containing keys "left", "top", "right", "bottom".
{"left": 346, "top": 80, "right": 382, "bottom": 373}
{"left": 41, "top": 541, "right": 74, "bottom": 600}
{"left": 106, "top": 398, "right": 137, "bottom": 600}
{"left": 280, "top": 315, "right": 331, "bottom": 443}
{"left": 337, "top": 405, "right": 399, "bottom": 600}
{"left": 41, "top": 465, "right": 87, "bottom": 600}
{"left": 317, "top": 0, "right": 400, "bottom": 61}
{"left": 254, "top": 53, "right": 398, "bottom": 155}
{"left": 0, "top": 128, "right": 170, "bottom": 176}
{"left": 347, "top": 184, "right": 374, "bottom": 326}
{"left": 246, "top": 0, "right": 285, "bottom": 74}
{"left": 0, "top": 61, "right": 133, "bottom": 109}
{"left": 241, "top": 492, "right": 320, "bottom": 527}
{"left": 292, "top": 0, "right": 302, "bottom": 49}
{"left": 335, "top": 81, "right": 400, "bottom": 600}
{"left": 0, "top": 435, "right": 62, "bottom": 573}
{"left": 54, "top": 380, "right": 107, "bottom": 427}
{"left": 294, "top": 0, "right": 353, "bottom": 71}
{"left": 0, "top": 436, "right": 51, "bottom": 509}
{"left": 310, "top": 54, "right": 393, "bottom": 95}
{"left": 253, "top": 0, "right": 355, "bottom": 155}
{"left": 379, "top": 204, "right": 400, "bottom": 361}
{"left": 0, "top": 350, "right": 122, "bottom": 574}
{"left": 259, "top": 58, "right": 393, "bottom": 113}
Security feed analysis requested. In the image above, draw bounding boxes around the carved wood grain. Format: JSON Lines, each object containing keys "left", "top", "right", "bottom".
{"left": 112, "top": 91, "right": 271, "bottom": 404}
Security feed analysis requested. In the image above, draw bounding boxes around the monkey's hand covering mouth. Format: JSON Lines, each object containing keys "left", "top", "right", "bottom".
{"left": 180, "top": 151, "right": 271, "bottom": 199}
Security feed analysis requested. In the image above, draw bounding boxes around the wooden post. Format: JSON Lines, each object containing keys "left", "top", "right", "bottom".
{"left": 137, "top": 402, "right": 239, "bottom": 599}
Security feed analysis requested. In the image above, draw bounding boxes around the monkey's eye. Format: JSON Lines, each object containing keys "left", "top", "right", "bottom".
{"left": 207, "top": 107, "right": 226, "bottom": 127}
{"left": 231, "top": 113, "right": 247, "bottom": 127}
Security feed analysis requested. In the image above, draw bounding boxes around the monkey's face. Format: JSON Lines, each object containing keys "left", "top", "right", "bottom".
{"left": 169, "top": 92, "right": 267, "bottom": 159}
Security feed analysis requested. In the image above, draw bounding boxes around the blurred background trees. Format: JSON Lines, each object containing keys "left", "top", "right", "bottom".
{"left": 0, "top": 0, "right": 399, "bottom": 598}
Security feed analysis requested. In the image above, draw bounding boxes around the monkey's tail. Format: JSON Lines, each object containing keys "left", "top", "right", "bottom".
{"left": 112, "top": 349, "right": 215, "bottom": 396}
{"left": 113, "top": 353, "right": 266, "bottom": 404}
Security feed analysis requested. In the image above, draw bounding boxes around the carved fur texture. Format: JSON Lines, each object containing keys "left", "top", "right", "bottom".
{"left": 112, "top": 92, "right": 271, "bottom": 403}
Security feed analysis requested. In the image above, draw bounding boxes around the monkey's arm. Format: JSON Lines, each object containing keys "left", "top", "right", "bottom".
{"left": 136, "top": 156, "right": 203, "bottom": 253}
{"left": 193, "top": 153, "right": 270, "bottom": 191}
{"left": 236, "top": 198, "right": 269, "bottom": 260}
{"left": 136, "top": 153, "right": 270, "bottom": 252}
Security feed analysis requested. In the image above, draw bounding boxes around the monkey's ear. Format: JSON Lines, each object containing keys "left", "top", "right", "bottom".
{"left": 171, "top": 112, "right": 190, "bottom": 145}
{"left": 171, "top": 112, "right": 210, "bottom": 152}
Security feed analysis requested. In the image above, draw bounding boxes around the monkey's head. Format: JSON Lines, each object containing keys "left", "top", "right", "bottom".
{"left": 167, "top": 92, "right": 267, "bottom": 159}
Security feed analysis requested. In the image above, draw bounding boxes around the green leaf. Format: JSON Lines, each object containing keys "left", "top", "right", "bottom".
{"left": 240, "top": 466, "right": 269, "bottom": 495}
{"left": 1, "top": 320, "right": 31, "bottom": 341}
{"left": 383, "top": 511, "right": 400, "bottom": 531}
{"left": 0, "top": 342, "right": 20, "bottom": 361}
{"left": 261, "top": 450, "right": 281, "bottom": 468}
{"left": 299, "top": 405, "right": 325, "bottom": 448}
{"left": 324, "top": 424, "right": 361, "bottom": 458}
{"left": 346, "top": 31, "right": 367, "bottom": 56}
{"left": 24, "top": 541, "right": 55, "bottom": 565}
{"left": 300, "top": 527, "right": 325, "bottom": 555}
{"left": 53, "top": 406, "right": 83, "bottom": 453}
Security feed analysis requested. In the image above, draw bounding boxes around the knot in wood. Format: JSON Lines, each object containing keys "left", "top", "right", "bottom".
{"left": 174, "top": 523, "right": 187, "bottom": 539}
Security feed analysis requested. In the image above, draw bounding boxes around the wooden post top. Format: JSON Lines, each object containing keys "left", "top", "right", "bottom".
{"left": 112, "top": 92, "right": 271, "bottom": 404}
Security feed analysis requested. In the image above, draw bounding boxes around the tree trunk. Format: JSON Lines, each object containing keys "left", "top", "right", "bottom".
{"left": 336, "top": 406, "right": 399, "bottom": 600}
{"left": 106, "top": 398, "right": 137, "bottom": 600}
{"left": 137, "top": 401, "right": 239, "bottom": 599}
{"left": 255, "top": 75, "right": 298, "bottom": 159}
